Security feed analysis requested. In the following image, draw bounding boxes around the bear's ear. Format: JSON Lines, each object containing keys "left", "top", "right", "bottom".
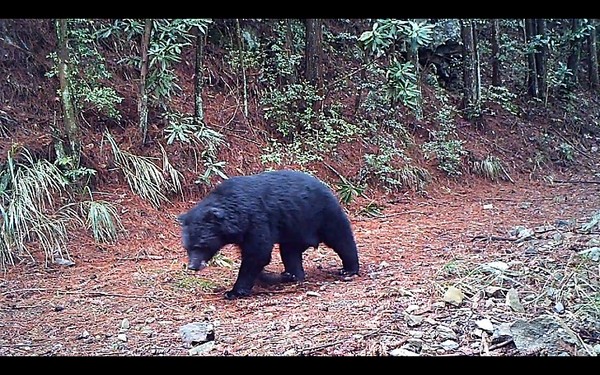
{"left": 207, "top": 207, "right": 225, "bottom": 220}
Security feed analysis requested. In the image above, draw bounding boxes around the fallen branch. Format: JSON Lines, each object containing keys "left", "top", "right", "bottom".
{"left": 488, "top": 339, "right": 513, "bottom": 351}
{"left": 553, "top": 179, "right": 600, "bottom": 185}
{"left": 471, "top": 235, "right": 518, "bottom": 242}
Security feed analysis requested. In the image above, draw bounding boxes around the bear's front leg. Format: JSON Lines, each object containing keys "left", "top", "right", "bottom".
{"left": 225, "top": 251, "right": 272, "bottom": 300}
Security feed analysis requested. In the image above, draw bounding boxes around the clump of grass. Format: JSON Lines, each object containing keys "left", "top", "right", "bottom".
{"left": 175, "top": 273, "right": 218, "bottom": 292}
{"left": 105, "top": 131, "right": 177, "bottom": 208}
{"left": 0, "top": 147, "right": 72, "bottom": 268}
{"left": 472, "top": 155, "right": 512, "bottom": 182}
{"left": 76, "top": 188, "right": 125, "bottom": 243}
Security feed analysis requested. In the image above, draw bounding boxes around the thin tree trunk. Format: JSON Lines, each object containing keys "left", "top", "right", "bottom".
{"left": 194, "top": 26, "right": 206, "bottom": 124}
{"left": 588, "top": 22, "right": 599, "bottom": 91}
{"left": 236, "top": 19, "right": 248, "bottom": 118}
{"left": 491, "top": 19, "right": 501, "bottom": 86}
{"left": 406, "top": 31, "right": 423, "bottom": 120}
{"left": 567, "top": 18, "right": 582, "bottom": 88}
{"left": 138, "top": 19, "right": 152, "bottom": 145}
{"left": 535, "top": 19, "right": 548, "bottom": 103}
{"left": 56, "top": 19, "right": 80, "bottom": 157}
{"left": 460, "top": 19, "right": 480, "bottom": 119}
{"left": 524, "top": 19, "right": 539, "bottom": 98}
{"left": 304, "top": 19, "right": 324, "bottom": 113}
{"left": 284, "top": 19, "right": 297, "bottom": 84}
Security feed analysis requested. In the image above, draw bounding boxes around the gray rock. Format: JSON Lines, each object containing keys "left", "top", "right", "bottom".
{"left": 439, "top": 340, "right": 459, "bottom": 351}
{"left": 491, "top": 322, "right": 513, "bottom": 344}
{"left": 510, "top": 315, "right": 585, "bottom": 356}
{"left": 390, "top": 348, "right": 419, "bottom": 356}
{"left": 188, "top": 341, "right": 215, "bottom": 355}
{"left": 179, "top": 322, "right": 215, "bottom": 345}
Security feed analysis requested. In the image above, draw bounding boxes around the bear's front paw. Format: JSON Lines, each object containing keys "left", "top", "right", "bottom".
{"left": 224, "top": 289, "right": 251, "bottom": 300}
{"left": 281, "top": 272, "right": 304, "bottom": 283}
{"left": 339, "top": 268, "right": 359, "bottom": 280}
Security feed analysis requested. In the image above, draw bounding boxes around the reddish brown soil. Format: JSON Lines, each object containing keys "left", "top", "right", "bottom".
{"left": 1, "top": 168, "right": 598, "bottom": 356}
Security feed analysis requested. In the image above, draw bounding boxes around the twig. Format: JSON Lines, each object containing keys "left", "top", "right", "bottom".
{"left": 382, "top": 210, "right": 427, "bottom": 218}
{"left": 471, "top": 235, "right": 517, "bottom": 242}
{"left": 299, "top": 338, "right": 347, "bottom": 355}
{"left": 553, "top": 179, "right": 600, "bottom": 185}
{"left": 488, "top": 339, "right": 513, "bottom": 351}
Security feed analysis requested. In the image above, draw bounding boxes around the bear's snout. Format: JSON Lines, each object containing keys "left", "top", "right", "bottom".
{"left": 187, "top": 259, "right": 208, "bottom": 272}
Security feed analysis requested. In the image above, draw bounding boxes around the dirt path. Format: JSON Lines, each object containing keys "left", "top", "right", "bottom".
{"left": 1, "top": 176, "right": 599, "bottom": 356}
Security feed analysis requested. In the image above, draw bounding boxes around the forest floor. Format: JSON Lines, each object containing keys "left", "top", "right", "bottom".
{"left": 1, "top": 165, "right": 599, "bottom": 357}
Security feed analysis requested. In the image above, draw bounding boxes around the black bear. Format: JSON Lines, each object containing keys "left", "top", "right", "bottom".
{"left": 178, "top": 169, "right": 360, "bottom": 299}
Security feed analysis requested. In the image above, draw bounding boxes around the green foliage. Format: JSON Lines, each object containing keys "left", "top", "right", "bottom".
{"left": 422, "top": 87, "right": 466, "bottom": 177}
{"left": 423, "top": 138, "right": 466, "bottom": 177}
{"left": 46, "top": 19, "right": 123, "bottom": 120}
{"left": 482, "top": 85, "right": 519, "bottom": 116}
{"left": 105, "top": 19, "right": 212, "bottom": 109}
{"left": 359, "top": 201, "right": 384, "bottom": 218}
{"left": 175, "top": 273, "right": 217, "bottom": 292}
{"left": 360, "top": 136, "right": 430, "bottom": 192}
{"left": 358, "top": 19, "right": 433, "bottom": 58}
{"left": 386, "top": 59, "right": 421, "bottom": 110}
{"left": 260, "top": 83, "right": 362, "bottom": 166}
{"left": 54, "top": 154, "right": 97, "bottom": 185}
{"left": 336, "top": 175, "right": 366, "bottom": 205}
{"left": 557, "top": 142, "right": 576, "bottom": 162}
{"left": 105, "top": 131, "right": 177, "bottom": 208}
{"left": 358, "top": 19, "right": 433, "bottom": 117}
{"left": 161, "top": 112, "right": 228, "bottom": 188}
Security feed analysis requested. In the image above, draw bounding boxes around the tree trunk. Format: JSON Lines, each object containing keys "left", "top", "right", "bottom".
{"left": 567, "top": 18, "right": 582, "bottom": 88}
{"left": 304, "top": 19, "right": 324, "bottom": 113}
{"left": 284, "top": 19, "right": 297, "bottom": 84}
{"left": 236, "top": 19, "right": 248, "bottom": 118}
{"left": 491, "top": 19, "right": 501, "bottom": 86}
{"left": 56, "top": 19, "right": 81, "bottom": 158}
{"left": 138, "top": 19, "right": 152, "bottom": 145}
{"left": 588, "top": 22, "right": 599, "bottom": 91}
{"left": 460, "top": 19, "right": 480, "bottom": 119}
{"left": 524, "top": 19, "right": 539, "bottom": 98}
{"left": 194, "top": 25, "right": 206, "bottom": 124}
{"left": 535, "top": 19, "right": 548, "bottom": 103}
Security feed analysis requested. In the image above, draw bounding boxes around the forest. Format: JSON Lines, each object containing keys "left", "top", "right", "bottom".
{"left": 0, "top": 19, "right": 599, "bottom": 356}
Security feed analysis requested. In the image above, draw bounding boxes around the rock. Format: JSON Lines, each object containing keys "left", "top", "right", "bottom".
{"left": 179, "top": 322, "right": 215, "bottom": 346}
{"left": 485, "top": 261, "right": 509, "bottom": 272}
{"left": 390, "top": 348, "right": 419, "bottom": 356}
{"left": 476, "top": 318, "right": 494, "bottom": 332}
{"left": 54, "top": 257, "right": 75, "bottom": 267}
{"left": 120, "top": 318, "right": 130, "bottom": 330}
{"left": 443, "top": 286, "right": 464, "bottom": 306}
{"left": 306, "top": 291, "right": 321, "bottom": 297}
{"left": 188, "top": 341, "right": 215, "bottom": 355}
{"left": 506, "top": 288, "right": 525, "bottom": 313}
{"left": 404, "top": 314, "right": 424, "bottom": 327}
{"left": 554, "top": 301, "right": 565, "bottom": 314}
{"left": 436, "top": 325, "right": 457, "bottom": 341}
{"left": 117, "top": 334, "right": 127, "bottom": 342}
{"left": 439, "top": 340, "right": 459, "bottom": 351}
{"left": 491, "top": 323, "right": 513, "bottom": 344}
{"left": 510, "top": 315, "right": 587, "bottom": 356}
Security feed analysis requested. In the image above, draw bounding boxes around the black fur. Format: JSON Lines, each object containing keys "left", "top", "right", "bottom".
{"left": 178, "top": 170, "right": 360, "bottom": 299}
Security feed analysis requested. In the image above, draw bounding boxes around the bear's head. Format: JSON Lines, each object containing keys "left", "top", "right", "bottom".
{"left": 178, "top": 206, "right": 227, "bottom": 271}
